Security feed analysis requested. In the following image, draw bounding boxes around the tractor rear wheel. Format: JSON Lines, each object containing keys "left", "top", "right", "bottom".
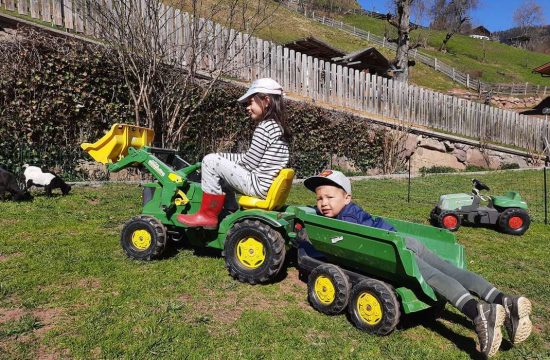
{"left": 120, "top": 215, "right": 167, "bottom": 260}
{"left": 438, "top": 211, "right": 461, "bottom": 231}
{"left": 307, "top": 264, "right": 350, "bottom": 315}
{"left": 498, "top": 208, "right": 530, "bottom": 235}
{"left": 224, "top": 219, "right": 286, "bottom": 284}
{"left": 348, "top": 278, "right": 400, "bottom": 336}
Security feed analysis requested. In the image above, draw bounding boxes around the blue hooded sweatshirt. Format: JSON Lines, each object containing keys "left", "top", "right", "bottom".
{"left": 318, "top": 203, "right": 396, "bottom": 232}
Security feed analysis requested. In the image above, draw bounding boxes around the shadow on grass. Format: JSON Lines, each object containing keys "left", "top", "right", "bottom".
{"left": 400, "top": 308, "right": 486, "bottom": 359}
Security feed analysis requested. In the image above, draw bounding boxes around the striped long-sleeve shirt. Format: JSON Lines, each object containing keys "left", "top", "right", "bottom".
{"left": 222, "top": 119, "right": 289, "bottom": 198}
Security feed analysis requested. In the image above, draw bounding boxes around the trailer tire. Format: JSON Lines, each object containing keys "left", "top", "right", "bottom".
{"left": 438, "top": 211, "right": 461, "bottom": 231}
{"left": 348, "top": 279, "right": 400, "bottom": 336}
{"left": 498, "top": 208, "right": 530, "bottom": 235}
{"left": 224, "top": 219, "right": 285, "bottom": 284}
{"left": 120, "top": 215, "right": 167, "bottom": 260}
{"left": 307, "top": 264, "right": 350, "bottom": 315}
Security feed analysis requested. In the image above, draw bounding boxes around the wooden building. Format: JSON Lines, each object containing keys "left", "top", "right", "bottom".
{"left": 283, "top": 37, "right": 396, "bottom": 77}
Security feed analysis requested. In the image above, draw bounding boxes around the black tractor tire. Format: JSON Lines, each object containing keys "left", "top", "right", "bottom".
{"left": 429, "top": 207, "right": 439, "bottom": 226}
{"left": 438, "top": 211, "right": 461, "bottom": 232}
{"left": 224, "top": 219, "right": 286, "bottom": 284}
{"left": 498, "top": 208, "right": 530, "bottom": 235}
{"left": 348, "top": 278, "right": 401, "bottom": 336}
{"left": 307, "top": 264, "right": 351, "bottom": 315}
{"left": 120, "top": 215, "right": 167, "bottom": 260}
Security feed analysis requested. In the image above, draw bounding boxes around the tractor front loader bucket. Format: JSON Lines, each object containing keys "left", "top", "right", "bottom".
{"left": 81, "top": 123, "right": 155, "bottom": 164}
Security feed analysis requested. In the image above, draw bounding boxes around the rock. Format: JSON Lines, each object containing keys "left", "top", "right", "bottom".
{"left": 330, "top": 155, "right": 359, "bottom": 173}
{"left": 453, "top": 148, "right": 467, "bottom": 163}
{"left": 466, "top": 148, "right": 492, "bottom": 168}
{"left": 444, "top": 141, "right": 455, "bottom": 151}
{"left": 410, "top": 147, "right": 466, "bottom": 174}
{"left": 418, "top": 138, "right": 446, "bottom": 152}
{"left": 402, "top": 133, "right": 419, "bottom": 159}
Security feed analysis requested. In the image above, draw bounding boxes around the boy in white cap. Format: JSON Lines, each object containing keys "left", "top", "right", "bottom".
{"left": 178, "top": 78, "right": 290, "bottom": 229}
{"left": 304, "top": 169, "right": 532, "bottom": 358}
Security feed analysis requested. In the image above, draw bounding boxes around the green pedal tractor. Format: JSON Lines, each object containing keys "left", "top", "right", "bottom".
{"left": 82, "top": 124, "right": 467, "bottom": 335}
{"left": 430, "top": 178, "right": 530, "bottom": 235}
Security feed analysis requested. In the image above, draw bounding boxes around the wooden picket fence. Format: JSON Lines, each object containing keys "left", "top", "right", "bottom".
{"left": 1, "top": 0, "right": 549, "bottom": 152}
{"left": 302, "top": 9, "right": 548, "bottom": 97}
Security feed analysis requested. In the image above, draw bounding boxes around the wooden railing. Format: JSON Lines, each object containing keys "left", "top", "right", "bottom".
{"left": 293, "top": 6, "right": 548, "bottom": 97}
{"left": 1, "top": 0, "right": 548, "bottom": 152}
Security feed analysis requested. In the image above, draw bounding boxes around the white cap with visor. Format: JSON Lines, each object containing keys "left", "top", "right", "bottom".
{"left": 238, "top": 78, "right": 284, "bottom": 103}
{"left": 304, "top": 170, "right": 352, "bottom": 195}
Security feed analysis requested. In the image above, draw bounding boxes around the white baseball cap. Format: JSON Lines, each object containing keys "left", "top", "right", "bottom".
{"left": 237, "top": 78, "right": 283, "bottom": 103}
{"left": 304, "top": 169, "right": 352, "bottom": 195}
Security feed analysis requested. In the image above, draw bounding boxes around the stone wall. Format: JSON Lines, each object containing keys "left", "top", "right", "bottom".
{"left": 405, "top": 134, "right": 539, "bottom": 174}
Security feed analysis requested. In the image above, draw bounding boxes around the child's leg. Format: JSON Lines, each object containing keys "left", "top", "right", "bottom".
{"left": 201, "top": 153, "right": 256, "bottom": 196}
{"left": 411, "top": 246, "right": 506, "bottom": 358}
{"left": 405, "top": 237, "right": 498, "bottom": 302}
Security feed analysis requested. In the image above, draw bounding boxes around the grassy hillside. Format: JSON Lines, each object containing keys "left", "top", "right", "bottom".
{"left": 173, "top": 0, "right": 462, "bottom": 91}
{"left": 342, "top": 14, "right": 550, "bottom": 87}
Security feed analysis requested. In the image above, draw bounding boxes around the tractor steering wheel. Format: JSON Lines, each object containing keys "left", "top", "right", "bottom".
{"left": 472, "top": 179, "right": 490, "bottom": 192}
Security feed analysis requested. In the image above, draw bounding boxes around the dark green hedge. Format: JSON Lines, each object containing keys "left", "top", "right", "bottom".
{"left": 0, "top": 28, "right": 386, "bottom": 179}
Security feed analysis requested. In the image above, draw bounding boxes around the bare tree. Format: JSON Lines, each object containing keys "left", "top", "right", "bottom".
{"left": 429, "top": 0, "right": 478, "bottom": 52}
{"left": 386, "top": 0, "right": 422, "bottom": 82}
{"left": 79, "top": 0, "right": 275, "bottom": 148}
{"left": 513, "top": 0, "right": 545, "bottom": 35}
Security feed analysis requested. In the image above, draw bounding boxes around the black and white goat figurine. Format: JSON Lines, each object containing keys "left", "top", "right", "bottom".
{"left": 0, "top": 167, "right": 32, "bottom": 201}
{"left": 23, "top": 165, "right": 71, "bottom": 196}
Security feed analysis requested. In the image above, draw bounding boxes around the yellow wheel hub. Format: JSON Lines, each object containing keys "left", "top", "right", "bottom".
{"left": 314, "top": 275, "right": 336, "bottom": 304}
{"left": 131, "top": 229, "right": 152, "bottom": 250}
{"left": 236, "top": 237, "right": 265, "bottom": 269}
{"left": 356, "top": 292, "right": 382, "bottom": 325}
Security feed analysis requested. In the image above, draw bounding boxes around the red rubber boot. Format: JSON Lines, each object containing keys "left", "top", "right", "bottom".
{"left": 177, "top": 192, "right": 225, "bottom": 229}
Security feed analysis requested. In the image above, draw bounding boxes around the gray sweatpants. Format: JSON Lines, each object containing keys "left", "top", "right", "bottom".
{"left": 201, "top": 153, "right": 261, "bottom": 198}
{"left": 405, "top": 237, "right": 499, "bottom": 311}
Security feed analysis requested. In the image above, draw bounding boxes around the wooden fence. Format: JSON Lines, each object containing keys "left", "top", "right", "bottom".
{"left": 293, "top": 6, "right": 548, "bottom": 97}
{"left": 1, "top": 0, "right": 549, "bottom": 152}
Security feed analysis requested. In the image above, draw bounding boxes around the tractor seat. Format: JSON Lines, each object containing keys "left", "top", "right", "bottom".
{"left": 493, "top": 191, "right": 520, "bottom": 201}
{"left": 238, "top": 169, "right": 295, "bottom": 211}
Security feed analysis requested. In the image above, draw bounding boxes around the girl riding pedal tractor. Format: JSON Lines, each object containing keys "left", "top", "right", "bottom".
{"left": 178, "top": 78, "right": 290, "bottom": 229}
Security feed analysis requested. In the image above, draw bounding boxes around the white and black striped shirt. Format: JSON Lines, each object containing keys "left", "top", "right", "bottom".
{"left": 222, "top": 119, "right": 289, "bottom": 198}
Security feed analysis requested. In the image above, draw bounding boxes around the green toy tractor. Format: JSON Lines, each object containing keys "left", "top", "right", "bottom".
{"left": 430, "top": 178, "right": 530, "bottom": 235}
{"left": 82, "top": 124, "right": 467, "bottom": 335}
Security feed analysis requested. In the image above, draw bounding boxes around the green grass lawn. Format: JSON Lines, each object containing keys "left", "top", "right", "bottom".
{"left": 1, "top": 170, "right": 549, "bottom": 359}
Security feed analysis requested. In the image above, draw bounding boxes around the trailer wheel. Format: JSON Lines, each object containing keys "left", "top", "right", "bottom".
{"left": 120, "top": 215, "right": 167, "bottom": 260}
{"left": 224, "top": 219, "right": 285, "bottom": 284}
{"left": 438, "top": 211, "right": 461, "bottom": 231}
{"left": 307, "top": 264, "right": 350, "bottom": 315}
{"left": 498, "top": 208, "right": 530, "bottom": 235}
{"left": 348, "top": 279, "right": 400, "bottom": 336}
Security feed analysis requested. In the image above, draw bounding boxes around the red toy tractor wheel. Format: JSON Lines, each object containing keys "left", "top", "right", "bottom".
{"left": 438, "top": 211, "right": 461, "bottom": 232}
{"left": 498, "top": 208, "right": 530, "bottom": 235}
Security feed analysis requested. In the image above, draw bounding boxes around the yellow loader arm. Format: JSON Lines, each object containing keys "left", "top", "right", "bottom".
{"left": 81, "top": 123, "right": 155, "bottom": 164}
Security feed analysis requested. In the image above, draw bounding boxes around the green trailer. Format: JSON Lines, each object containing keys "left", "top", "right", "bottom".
{"left": 81, "top": 123, "right": 466, "bottom": 335}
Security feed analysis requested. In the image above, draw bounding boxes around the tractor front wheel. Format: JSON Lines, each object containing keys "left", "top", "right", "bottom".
{"left": 307, "top": 264, "right": 350, "bottom": 315}
{"left": 348, "top": 278, "right": 400, "bottom": 336}
{"left": 224, "top": 219, "right": 286, "bottom": 284}
{"left": 498, "top": 208, "right": 530, "bottom": 235}
{"left": 438, "top": 211, "right": 461, "bottom": 231}
{"left": 120, "top": 215, "right": 167, "bottom": 260}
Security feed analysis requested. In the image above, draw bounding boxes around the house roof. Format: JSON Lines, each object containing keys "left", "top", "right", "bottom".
{"left": 283, "top": 37, "right": 344, "bottom": 62}
{"left": 332, "top": 47, "right": 395, "bottom": 72}
{"left": 283, "top": 37, "right": 395, "bottom": 74}
{"left": 470, "top": 26, "right": 491, "bottom": 36}
{"left": 533, "top": 61, "right": 550, "bottom": 76}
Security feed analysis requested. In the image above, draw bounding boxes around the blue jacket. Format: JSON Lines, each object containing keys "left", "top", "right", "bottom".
{"left": 330, "top": 203, "right": 396, "bottom": 232}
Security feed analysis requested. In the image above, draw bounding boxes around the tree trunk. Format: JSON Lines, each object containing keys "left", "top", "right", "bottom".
{"left": 439, "top": 32, "right": 453, "bottom": 51}
{"left": 394, "top": 1, "right": 412, "bottom": 82}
